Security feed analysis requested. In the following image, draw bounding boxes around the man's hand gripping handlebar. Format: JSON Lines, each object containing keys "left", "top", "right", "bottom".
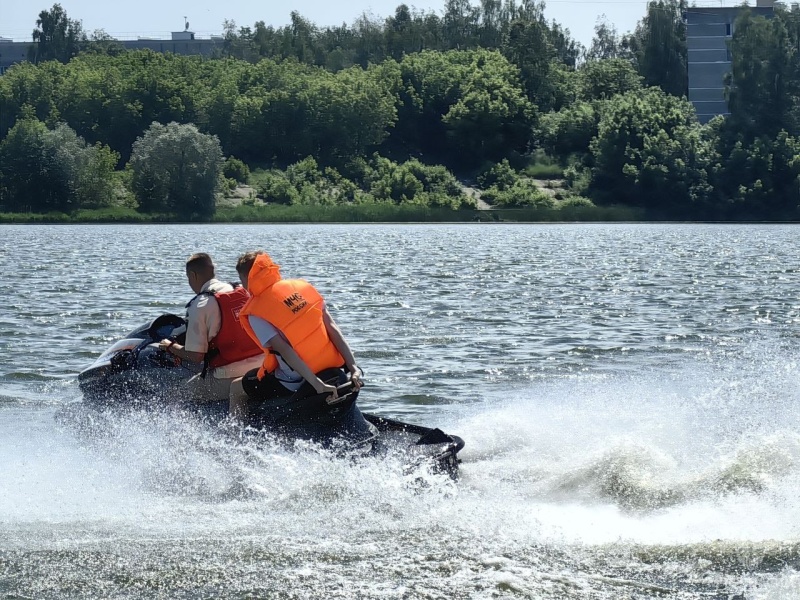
{"left": 325, "top": 375, "right": 363, "bottom": 405}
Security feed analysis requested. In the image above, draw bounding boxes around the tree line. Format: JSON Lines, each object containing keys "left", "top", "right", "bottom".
{"left": 2, "top": 1, "right": 800, "bottom": 219}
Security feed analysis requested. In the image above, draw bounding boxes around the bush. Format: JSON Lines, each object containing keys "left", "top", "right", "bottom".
{"left": 477, "top": 159, "right": 518, "bottom": 191}
{"left": 558, "top": 195, "right": 595, "bottom": 209}
{"left": 536, "top": 102, "right": 598, "bottom": 158}
{"left": 371, "top": 166, "right": 424, "bottom": 203}
{"left": 405, "top": 159, "right": 463, "bottom": 196}
{"left": 223, "top": 157, "right": 250, "bottom": 183}
{"left": 257, "top": 158, "right": 359, "bottom": 206}
{"left": 488, "top": 180, "right": 555, "bottom": 208}
{"left": 564, "top": 163, "right": 591, "bottom": 196}
{"left": 366, "top": 156, "right": 469, "bottom": 206}
{"left": 256, "top": 171, "right": 300, "bottom": 205}
{"left": 250, "top": 155, "right": 470, "bottom": 209}
{"left": 286, "top": 156, "right": 321, "bottom": 188}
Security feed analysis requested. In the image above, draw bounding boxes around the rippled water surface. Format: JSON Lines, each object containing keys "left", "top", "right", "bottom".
{"left": 2, "top": 223, "right": 800, "bottom": 598}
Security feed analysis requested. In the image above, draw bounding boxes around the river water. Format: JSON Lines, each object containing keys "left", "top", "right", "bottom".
{"left": 2, "top": 223, "right": 800, "bottom": 598}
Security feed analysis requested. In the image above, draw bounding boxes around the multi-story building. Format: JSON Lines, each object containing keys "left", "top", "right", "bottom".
{"left": 0, "top": 30, "right": 222, "bottom": 75}
{"left": 686, "top": 0, "right": 776, "bottom": 123}
{"left": 0, "top": 37, "right": 29, "bottom": 75}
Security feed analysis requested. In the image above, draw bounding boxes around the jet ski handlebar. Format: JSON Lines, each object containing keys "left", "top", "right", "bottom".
{"left": 324, "top": 378, "right": 363, "bottom": 405}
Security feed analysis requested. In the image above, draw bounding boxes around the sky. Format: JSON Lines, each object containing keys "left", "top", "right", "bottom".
{"left": 0, "top": 0, "right": 656, "bottom": 49}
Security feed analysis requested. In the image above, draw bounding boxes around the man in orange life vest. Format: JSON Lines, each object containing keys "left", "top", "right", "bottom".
{"left": 158, "top": 253, "right": 262, "bottom": 402}
{"left": 228, "top": 250, "right": 363, "bottom": 421}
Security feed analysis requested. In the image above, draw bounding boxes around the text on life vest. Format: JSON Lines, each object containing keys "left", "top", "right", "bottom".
{"left": 283, "top": 292, "right": 308, "bottom": 314}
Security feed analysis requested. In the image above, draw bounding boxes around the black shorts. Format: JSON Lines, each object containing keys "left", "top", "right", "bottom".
{"left": 242, "top": 368, "right": 313, "bottom": 401}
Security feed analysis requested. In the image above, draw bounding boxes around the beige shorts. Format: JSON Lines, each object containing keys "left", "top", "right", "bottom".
{"left": 185, "top": 372, "right": 237, "bottom": 403}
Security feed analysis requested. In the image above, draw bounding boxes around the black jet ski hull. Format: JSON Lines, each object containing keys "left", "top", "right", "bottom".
{"left": 364, "top": 414, "right": 464, "bottom": 477}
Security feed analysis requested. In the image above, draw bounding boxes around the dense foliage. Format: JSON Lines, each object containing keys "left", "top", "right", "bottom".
{"left": 2, "top": 1, "right": 800, "bottom": 220}
{"left": 0, "top": 118, "right": 118, "bottom": 211}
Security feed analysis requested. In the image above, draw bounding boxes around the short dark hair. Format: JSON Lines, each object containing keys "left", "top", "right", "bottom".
{"left": 186, "top": 252, "right": 214, "bottom": 275}
{"left": 236, "top": 250, "right": 263, "bottom": 277}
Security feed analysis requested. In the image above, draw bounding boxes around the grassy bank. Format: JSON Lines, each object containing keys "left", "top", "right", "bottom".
{"left": 0, "top": 203, "right": 647, "bottom": 224}
{"left": 0, "top": 207, "right": 167, "bottom": 224}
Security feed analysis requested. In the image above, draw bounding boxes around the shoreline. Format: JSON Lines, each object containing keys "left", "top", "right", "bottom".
{"left": 0, "top": 204, "right": 650, "bottom": 224}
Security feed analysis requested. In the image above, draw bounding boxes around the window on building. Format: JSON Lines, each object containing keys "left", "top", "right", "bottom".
{"left": 726, "top": 23, "right": 732, "bottom": 36}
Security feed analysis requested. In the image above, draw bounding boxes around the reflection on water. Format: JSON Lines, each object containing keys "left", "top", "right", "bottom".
{"left": 1, "top": 224, "right": 800, "bottom": 598}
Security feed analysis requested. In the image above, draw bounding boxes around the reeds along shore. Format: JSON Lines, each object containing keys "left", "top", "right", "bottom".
{"left": 0, "top": 204, "right": 648, "bottom": 224}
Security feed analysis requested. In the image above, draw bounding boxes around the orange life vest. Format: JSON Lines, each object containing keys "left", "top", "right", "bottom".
{"left": 196, "top": 286, "right": 262, "bottom": 369}
{"left": 239, "top": 278, "right": 344, "bottom": 380}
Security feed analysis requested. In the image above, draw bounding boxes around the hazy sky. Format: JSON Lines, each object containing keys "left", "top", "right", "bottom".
{"left": 0, "top": 0, "right": 658, "bottom": 48}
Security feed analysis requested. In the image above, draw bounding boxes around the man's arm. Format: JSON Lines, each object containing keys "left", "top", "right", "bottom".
{"left": 322, "top": 307, "right": 362, "bottom": 389}
{"left": 159, "top": 294, "right": 216, "bottom": 363}
{"left": 158, "top": 339, "right": 205, "bottom": 363}
{"left": 268, "top": 335, "right": 338, "bottom": 397}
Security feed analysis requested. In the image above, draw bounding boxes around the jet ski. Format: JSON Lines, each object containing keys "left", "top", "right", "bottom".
{"left": 77, "top": 313, "right": 465, "bottom": 477}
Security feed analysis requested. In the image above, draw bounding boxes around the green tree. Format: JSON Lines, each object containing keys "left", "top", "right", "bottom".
{"left": 0, "top": 61, "right": 61, "bottom": 135}
{"left": 395, "top": 49, "right": 533, "bottom": 164}
{"left": 129, "top": 122, "right": 224, "bottom": 217}
{"left": 442, "top": 0, "right": 479, "bottom": 49}
{"left": 547, "top": 21, "right": 582, "bottom": 69}
{"left": 0, "top": 119, "right": 117, "bottom": 211}
{"left": 353, "top": 12, "right": 388, "bottom": 67}
{"left": 727, "top": 10, "right": 795, "bottom": 138}
{"left": 701, "top": 120, "right": 800, "bottom": 219}
{"left": 537, "top": 101, "right": 597, "bottom": 157}
{"left": 224, "top": 59, "right": 396, "bottom": 165}
{"left": 578, "top": 58, "right": 642, "bottom": 101}
{"left": 442, "top": 52, "right": 535, "bottom": 164}
{"left": 586, "top": 15, "right": 622, "bottom": 60}
{"left": 82, "top": 29, "right": 127, "bottom": 57}
{"left": 0, "top": 119, "right": 61, "bottom": 211}
{"left": 49, "top": 123, "right": 119, "bottom": 208}
{"left": 587, "top": 17, "right": 622, "bottom": 61}
{"left": 628, "top": 0, "right": 687, "bottom": 97}
{"left": 502, "top": 17, "right": 555, "bottom": 110}
{"left": 221, "top": 20, "right": 260, "bottom": 62}
{"left": 29, "top": 3, "right": 86, "bottom": 64}
{"left": 196, "top": 59, "right": 248, "bottom": 152}
{"left": 589, "top": 88, "right": 709, "bottom": 212}
{"left": 385, "top": 5, "right": 428, "bottom": 60}
{"left": 288, "top": 11, "right": 321, "bottom": 64}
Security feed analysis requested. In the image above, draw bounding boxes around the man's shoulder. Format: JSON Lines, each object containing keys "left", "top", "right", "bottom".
{"left": 188, "top": 280, "right": 231, "bottom": 314}
{"left": 277, "top": 278, "right": 320, "bottom": 295}
{"left": 192, "top": 280, "right": 233, "bottom": 305}
{"left": 187, "top": 295, "right": 219, "bottom": 317}
{"left": 206, "top": 279, "right": 234, "bottom": 294}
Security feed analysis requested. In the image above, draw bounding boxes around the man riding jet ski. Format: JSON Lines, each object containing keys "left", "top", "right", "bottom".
{"left": 224, "top": 250, "right": 365, "bottom": 426}
{"left": 76, "top": 252, "right": 464, "bottom": 476}
{"left": 156, "top": 252, "right": 262, "bottom": 403}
